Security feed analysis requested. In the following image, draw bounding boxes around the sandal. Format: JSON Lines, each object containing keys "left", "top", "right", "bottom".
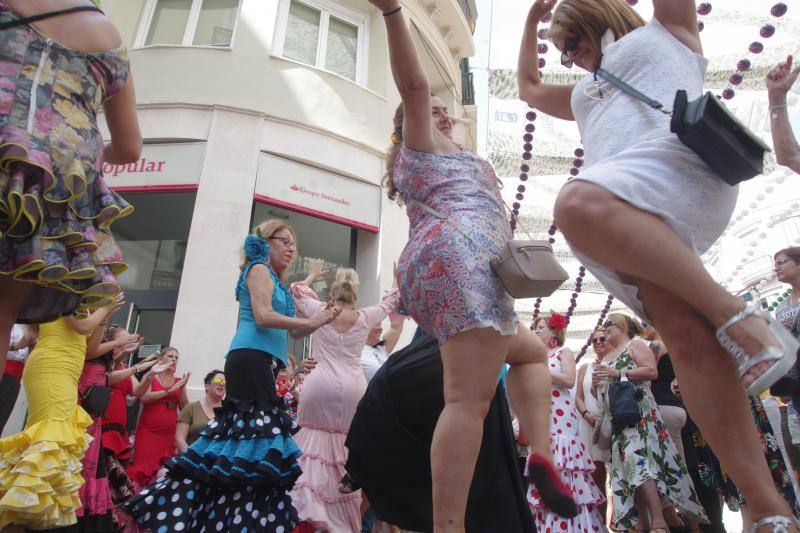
{"left": 752, "top": 515, "right": 800, "bottom": 532}
{"left": 338, "top": 473, "right": 361, "bottom": 494}
{"left": 526, "top": 453, "right": 578, "bottom": 518}
{"left": 716, "top": 303, "right": 800, "bottom": 395}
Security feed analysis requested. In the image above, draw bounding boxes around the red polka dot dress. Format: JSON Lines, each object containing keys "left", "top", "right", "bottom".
{"left": 528, "top": 349, "right": 607, "bottom": 532}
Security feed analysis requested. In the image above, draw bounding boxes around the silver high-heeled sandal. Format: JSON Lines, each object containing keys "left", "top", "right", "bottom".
{"left": 716, "top": 303, "right": 799, "bottom": 395}
{"left": 752, "top": 515, "right": 800, "bottom": 532}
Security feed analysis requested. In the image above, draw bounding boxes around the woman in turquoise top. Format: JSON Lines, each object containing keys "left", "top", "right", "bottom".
{"left": 126, "top": 218, "right": 338, "bottom": 532}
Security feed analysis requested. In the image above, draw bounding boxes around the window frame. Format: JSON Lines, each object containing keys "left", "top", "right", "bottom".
{"left": 274, "top": 0, "right": 369, "bottom": 85}
{"left": 135, "top": 0, "right": 243, "bottom": 49}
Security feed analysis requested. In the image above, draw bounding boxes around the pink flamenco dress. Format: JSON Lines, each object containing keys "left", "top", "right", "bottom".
{"left": 528, "top": 349, "right": 607, "bottom": 532}
{"left": 289, "top": 283, "right": 400, "bottom": 532}
{"left": 0, "top": 0, "right": 133, "bottom": 323}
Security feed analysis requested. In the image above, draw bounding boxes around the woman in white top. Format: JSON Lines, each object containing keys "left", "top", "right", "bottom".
{"left": 361, "top": 310, "right": 406, "bottom": 383}
{"left": 575, "top": 329, "right": 612, "bottom": 521}
{"left": 518, "top": 1, "right": 799, "bottom": 528}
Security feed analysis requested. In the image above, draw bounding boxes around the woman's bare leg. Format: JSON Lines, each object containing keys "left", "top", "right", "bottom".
{"left": 637, "top": 480, "right": 667, "bottom": 530}
{"left": 637, "top": 281, "right": 795, "bottom": 526}
{"left": 505, "top": 324, "right": 553, "bottom": 461}
{"left": 555, "top": 182, "right": 782, "bottom": 385}
{"left": 433, "top": 327, "right": 510, "bottom": 533}
{"left": 0, "top": 277, "right": 31, "bottom": 371}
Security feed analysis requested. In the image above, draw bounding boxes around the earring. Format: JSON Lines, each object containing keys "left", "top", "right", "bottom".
{"left": 548, "top": 338, "right": 558, "bottom": 349}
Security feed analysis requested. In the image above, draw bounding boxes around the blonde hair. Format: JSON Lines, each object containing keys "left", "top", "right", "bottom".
{"left": 606, "top": 312, "right": 643, "bottom": 339}
{"left": 547, "top": 0, "right": 644, "bottom": 59}
{"left": 383, "top": 103, "right": 405, "bottom": 206}
{"left": 241, "top": 218, "right": 298, "bottom": 282}
{"left": 330, "top": 268, "right": 359, "bottom": 306}
{"left": 159, "top": 345, "right": 179, "bottom": 361}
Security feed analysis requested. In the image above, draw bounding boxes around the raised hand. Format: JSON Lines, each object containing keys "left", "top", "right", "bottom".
{"left": 149, "top": 361, "right": 172, "bottom": 375}
{"left": 135, "top": 358, "right": 158, "bottom": 373}
{"left": 170, "top": 373, "right": 191, "bottom": 392}
{"left": 532, "top": 0, "right": 556, "bottom": 16}
{"left": 766, "top": 55, "right": 800, "bottom": 98}
{"left": 308, "top": 258, "right": 328, "bottom": 282}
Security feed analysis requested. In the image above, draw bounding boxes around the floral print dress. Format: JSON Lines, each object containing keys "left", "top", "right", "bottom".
{"left": 608, "top": 348, "right": 707, "bottom": 530}
{"left": 0, "top": 1, "right": 132, "bottom": 322}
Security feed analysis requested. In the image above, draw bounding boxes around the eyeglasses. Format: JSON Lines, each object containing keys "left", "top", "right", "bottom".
{"left": 775, "top": 258, "right": 794, "bottom": 266}
{"left": 560, "top": 35, "right": 580, "bottom": 68}
{"left": 211, "top": 377, "right": 226, "bottom": 386}
{"left": 603, "top": 319, "right": 617, "bottom": 329}
{"left": 269, "top": 236, "right": 296, "bottom": 250}
{"left": 592, "top": 336, "right": 607, "bottom": 344}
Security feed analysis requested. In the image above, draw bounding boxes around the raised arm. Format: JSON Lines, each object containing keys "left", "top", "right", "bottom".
{"left": 767, "top": 56, "right": 800, "bottom": 173}
{"left": 518, "top": 0, "right": 575, "bottom": 120}
{"left": 652, "top": 0, "right": 702, "bottom": 54}
{"left": 361, "top": 289, "right": 401, "bottom": 328}
{"left": 371, "top": 0, "right": 440, "bottom": 153}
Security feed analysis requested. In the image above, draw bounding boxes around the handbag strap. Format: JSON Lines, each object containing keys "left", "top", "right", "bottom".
{"left": 412, "top": 199, "right": 500, "bottom": 261}
{"left": 594, "top": 67, "right": 672, "bottom": 116}
{"left": 0, "top": 5, "right": 103, "bottom": 31}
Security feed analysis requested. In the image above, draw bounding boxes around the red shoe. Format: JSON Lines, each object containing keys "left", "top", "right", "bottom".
{"left": 526, "top": 453, "right": 578, "bottom": 518}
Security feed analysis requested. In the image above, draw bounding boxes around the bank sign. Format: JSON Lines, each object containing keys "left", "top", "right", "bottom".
{"left": 102, "top": 143, "right": 205, "bottom": 189}
{"left": 255, "top": 153, "right": 381, "bottom": 233}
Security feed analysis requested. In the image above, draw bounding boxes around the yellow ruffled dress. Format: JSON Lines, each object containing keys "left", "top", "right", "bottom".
{"left": 0, "top": 318, "right": 92, "bottom": 530}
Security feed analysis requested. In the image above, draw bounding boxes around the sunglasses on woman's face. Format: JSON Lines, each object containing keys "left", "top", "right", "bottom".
{"left": 603, "top": 319, "right": 617, "bottom": 329}
{"left": 561, "top": 35, "right": 580, "bottom": 68}
{"left": 592, "top": 336, "right": 607, "bottom": 344}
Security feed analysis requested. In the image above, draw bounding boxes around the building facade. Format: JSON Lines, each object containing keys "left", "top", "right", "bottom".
{"left": 99, "top": 0, "right": 477, "bottom": 395}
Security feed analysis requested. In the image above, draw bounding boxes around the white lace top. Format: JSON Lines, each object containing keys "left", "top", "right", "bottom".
{"left": 565, "top": 18, "right": 739, "bottom": 319}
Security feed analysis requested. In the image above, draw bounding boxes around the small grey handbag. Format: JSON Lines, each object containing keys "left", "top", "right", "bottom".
{"left": 413, "top": 200, "right": 569, "bottom": 299}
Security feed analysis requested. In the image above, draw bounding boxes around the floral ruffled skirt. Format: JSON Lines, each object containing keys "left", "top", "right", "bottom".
{"left": 0, "top": 138, "right": 132, "bottom": 323}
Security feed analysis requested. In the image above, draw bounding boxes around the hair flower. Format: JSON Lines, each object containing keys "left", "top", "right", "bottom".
{"left": 244, "top": 234, "right": 270, "bottom": 262}
{"left": 390, "top": 132, "right": 399, "bottom": 145}
{"left": 547, "top": 312, "right": 568, "bottom": 331}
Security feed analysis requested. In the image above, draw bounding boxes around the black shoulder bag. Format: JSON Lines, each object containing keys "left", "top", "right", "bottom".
{"left": 608, "top": 368, "right": 642, "bottom": 430}
{"left": 0, "top": 5, "right": 103, "bottom": 31}
{"left": 595, "top": 67, "right": 771, "bottom": 186}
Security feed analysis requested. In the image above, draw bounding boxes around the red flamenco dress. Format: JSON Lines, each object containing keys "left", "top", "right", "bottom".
{"left": 126, "top": 378, "right": 180, "bottom": 491}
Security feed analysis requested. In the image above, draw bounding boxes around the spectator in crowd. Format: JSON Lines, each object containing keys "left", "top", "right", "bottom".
{"left": 593, "top": 313, "right": 705, "bottom": 531}
{"left": 126, "top": 346, "right": 190, "bottom": 490}
{"left": 0, "top": 324, "right": 36, "bottom": 434}
{"left": 767, "top": 56, "right": 800, "bottom": 173}
{"left": 175, "top": 370, "right": 226, "bottom": 452}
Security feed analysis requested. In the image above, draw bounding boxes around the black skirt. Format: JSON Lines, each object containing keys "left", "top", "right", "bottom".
{"left": 124, "top": 348, "right": 301, "bottom": 532}
{"left": 345, "top": 333, "right": 536, "bottom": 533}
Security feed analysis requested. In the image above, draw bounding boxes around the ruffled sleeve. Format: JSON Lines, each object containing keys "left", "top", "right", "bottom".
{"left": 289, "top": 283, "right": 327, "bottom": 319}
{"left": 360, "top": 288, "right": 401, "bottom": 328}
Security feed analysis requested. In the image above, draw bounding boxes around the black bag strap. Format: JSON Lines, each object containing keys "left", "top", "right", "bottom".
{"left": 0, "top": 5, "right": 103, "bottom": 31}
{"left": 594, "top": 67, "right": 672, "bottom": 115}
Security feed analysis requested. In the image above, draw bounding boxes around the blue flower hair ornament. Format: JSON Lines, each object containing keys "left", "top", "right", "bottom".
{"left": 244, "top": 234, "right": 270, "bottom": 263}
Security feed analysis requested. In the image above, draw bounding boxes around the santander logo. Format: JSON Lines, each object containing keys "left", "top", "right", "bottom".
{"left": 290, "top": 184, "right": 350, "bottom": 206}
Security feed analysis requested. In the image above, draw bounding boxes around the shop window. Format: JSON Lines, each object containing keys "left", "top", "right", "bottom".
{"left": 141, "top": 0, "right": 240, "bottom": 47}
{"left": 110, "top": 192, "right": 197, "bottom": 346}
{"left": 251, "top": 202, "right": 357, "bottom": 359}
{"left": 276, "top": 0, "right": 367, "bottom": 83}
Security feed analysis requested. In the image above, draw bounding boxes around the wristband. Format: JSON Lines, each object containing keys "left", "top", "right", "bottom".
{"left": 770, "top": 103, "right": 787, "bottom": 118}
{"left": 383, "top": 6, "right": 401, "bottom": 16}
{"left": 580, "top": 409, "right": 588, "bottom": 417}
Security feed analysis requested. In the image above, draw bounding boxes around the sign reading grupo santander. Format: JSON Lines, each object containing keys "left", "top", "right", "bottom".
{"left": 102, "top": 143, "right": 205, "bottom": 188}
